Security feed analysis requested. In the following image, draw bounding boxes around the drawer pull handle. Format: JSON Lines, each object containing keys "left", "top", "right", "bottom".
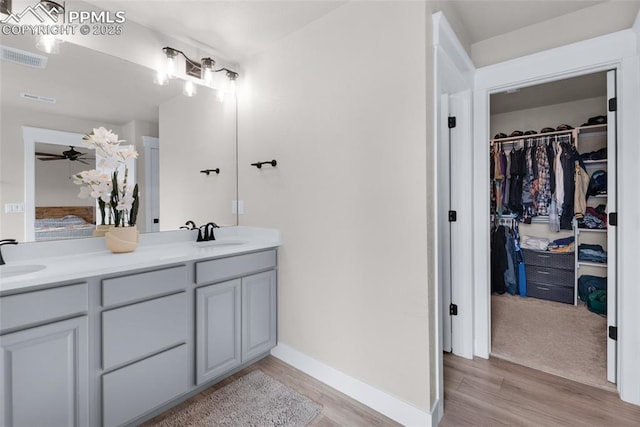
{"left": 536, "top": 286, "right": 550, "bottom": 291}
{"left": 537, "top": 255, "right": 551, "bottom": 258}
{"left": 537, "top": 270, "right": 551, "bottom": 275}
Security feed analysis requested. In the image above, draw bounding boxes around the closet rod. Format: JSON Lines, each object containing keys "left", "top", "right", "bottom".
{"left": 490, "top": 129, "right": 575, "bottom": 145}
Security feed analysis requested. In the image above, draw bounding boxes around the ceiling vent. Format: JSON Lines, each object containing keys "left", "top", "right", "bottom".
{"left": 0, "top": 45, "right": 48, "bottom": 69}
{"left": 20, "top": 92, "right": 57, "bottom": 104}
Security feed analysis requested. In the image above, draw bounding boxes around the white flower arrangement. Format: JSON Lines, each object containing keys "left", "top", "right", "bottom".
{"left": 73, "top": 127, "right": 139, "bottom": 227}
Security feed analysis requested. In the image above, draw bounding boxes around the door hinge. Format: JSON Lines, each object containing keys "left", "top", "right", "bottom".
{"left": 609, "top": 326, "right": 617, "bottom": 341}
{"left": 608, "top": 97, "right": 617, "bottom": 112}
{"left": 448, "top": 210, "right": 457, "bottom": 222}
{"left": 449, "top": 303, "right": 458, "bottom": 316}
{"left": 448, "top": 116, "right": 457, "bottom": 129}
{"left": 609, "top": 212, "right": 617, "bottom": 226}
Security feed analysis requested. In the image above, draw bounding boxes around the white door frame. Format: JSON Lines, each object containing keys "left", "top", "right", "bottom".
{"left": 472, "top": 28, "right": 640, "bottom": 406}
{"left": 23, "top": 127, "right": 85, "bottom": 241}
{"left": 432, "top": 11, "right": 475, "bottom": 424}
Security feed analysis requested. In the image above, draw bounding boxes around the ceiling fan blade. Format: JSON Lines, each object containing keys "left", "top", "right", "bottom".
{"left": 38, "top": 157, "right": 65, "bottom": 161}
{"left": 35, "top": 152, "right": 63, "bottom": 157}
{"left": 77, "top": 159, "right": 90, "bottom": 165}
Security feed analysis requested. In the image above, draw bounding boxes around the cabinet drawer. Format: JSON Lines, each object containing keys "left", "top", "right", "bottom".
{"left": 523, "top": 249, "right": 573, "bottom": 270}
{"left": 102, "top": 265, "right": 187, "bottom": 307}
{"left": 527, "top": 281, "right": 574, "bottom": 304}
{"left": 102, "top": 293, "right": 187, "bottom": 370}
{"left": 527, "top": 267, "right": 574, "bottom": 288}
{"left": 196, "top": 250, "right": 276, "bottom": 285}
{"left": 102, "top": 344, "right": 188, "bottom": 427}
{"left": 0, "top": 283, "right": 88, "bottom": 333}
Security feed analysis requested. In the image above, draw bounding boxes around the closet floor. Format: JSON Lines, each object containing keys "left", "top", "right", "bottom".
{"left": 490, "top": 293, "right": 613, "bottom": 391}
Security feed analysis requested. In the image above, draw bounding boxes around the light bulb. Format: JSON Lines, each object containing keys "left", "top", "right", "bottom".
{"left": 36, "top": 35, "right": 60, "bottom": 54}
{"left": 203, "top": 68, "right": 214, "bottom": 87}
{"left": 183, "top": 81, "right": 196, "bottom": 97}
{"left": 166, "top": 55, "right": 177, "bottom": 78}
{"left": 154, "top": 70, "right": 169, "bottom": 86}
{"left": 163, "top": 47, "right": 179, "bottom": 78}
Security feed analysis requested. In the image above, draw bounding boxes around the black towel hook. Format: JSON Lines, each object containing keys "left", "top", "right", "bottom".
{"left": 200, "top": 168, "right": 220, "bottom": 175}
{"left": 251, "top": 160, "right": 277, "bottom": 169}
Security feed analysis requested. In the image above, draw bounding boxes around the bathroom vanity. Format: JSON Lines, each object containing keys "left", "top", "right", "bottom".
{"left": 0, "top": 227, "right": 280, "bottom": 427}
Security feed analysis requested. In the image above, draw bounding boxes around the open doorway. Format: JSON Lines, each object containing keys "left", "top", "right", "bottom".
{"left": 487, "top": 71, "right": 617, "bottom": 390}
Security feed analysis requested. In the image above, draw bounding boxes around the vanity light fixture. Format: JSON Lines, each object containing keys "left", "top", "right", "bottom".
{"left": 157, "top": 46, "right": 239, "bottom": 98}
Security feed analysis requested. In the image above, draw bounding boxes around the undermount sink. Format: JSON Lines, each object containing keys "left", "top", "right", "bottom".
{"left": 0, "top": 264, "right": 46, "bottom": 278}
{"left": 193, "top": 239, "right": 248, "bottom": 248}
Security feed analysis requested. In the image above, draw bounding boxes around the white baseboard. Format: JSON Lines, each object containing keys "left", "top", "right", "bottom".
{"left": 270, "top": 343, "right": 432, "bottom": 427}
{"left": 430, "top": 397, "right": 443, "bottom": 427}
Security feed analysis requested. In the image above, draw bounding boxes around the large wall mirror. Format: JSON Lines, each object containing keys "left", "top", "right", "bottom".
{"left": 0, "top": 33, "right": 238, "bottom": 242}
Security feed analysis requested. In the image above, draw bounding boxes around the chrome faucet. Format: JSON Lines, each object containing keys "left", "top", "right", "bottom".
{"left": 0, "top": 239, "right": 18, "bottom": 265}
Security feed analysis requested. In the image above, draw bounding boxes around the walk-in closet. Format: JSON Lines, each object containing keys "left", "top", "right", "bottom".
{"left": 488, "top": 71, "right": 616, "bottom": 390}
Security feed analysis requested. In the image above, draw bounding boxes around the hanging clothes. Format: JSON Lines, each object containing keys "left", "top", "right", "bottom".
{"left": 503, "top": 227, "right": 518, "bottom": 295}
{"left": 494, "top": 147, "right": 505, "bottom": 215}
{"left": 554, "top": 141, "right": 565, "bottom": 216}
{"left": 508, "top": 145, "right": 525, "bottom": 214}
{"left": 521, "top": 141, "right": 537, "bottom": 220}
{"left": 559, "top": 140, "right": 578, "bottom": 229}
{"left": 491, "top": 225, "right": 508, "bottom": 294}
{"left": 574, "top": 160, "right": 590, "bottom": 220}
{"left": 535, "top": 141, "right": 552, "bottom": 216}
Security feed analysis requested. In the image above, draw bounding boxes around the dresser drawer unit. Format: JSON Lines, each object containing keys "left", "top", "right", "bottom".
{"left": 196, "top": 250, "right": 276, "bottom": 285}
{"left": 102, "top": 292, "right": 187, "bottom": 370}
{"left": 522, "top": 249, "right": 573, "bottom": 270}
{"left": 0, "top": 283, "right": 88, "bottom": 333}
{"left": 526, "top": 267, "right": 574, "bottom": 288}
{"left": 102, "top": 265, "right": 187, "bottom": 307}
{"left": 527, "top": 281, "right": 574, "bottom": 304}
{"left": 102, "top": 344, "right": 189, "bottom": 427}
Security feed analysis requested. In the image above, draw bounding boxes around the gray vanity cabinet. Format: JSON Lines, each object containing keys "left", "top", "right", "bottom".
{"left": 100, "top": 265, "right": 189, "bottom": 427}
{"left": 195, "top": 250, "right": 277, "bottom": 382}
{"left": 242, "top": 270, "right": 277, "bottom": 362}
{"left": 0, "top": 283, "right": 89, "bottom": 427}
{"left": 195, "top": 279, "right": 242, "bottom": 385}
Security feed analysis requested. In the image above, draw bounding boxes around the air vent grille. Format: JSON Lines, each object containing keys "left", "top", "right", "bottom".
{"left": 20, "top": 92, "right": 56, "bottom": 104}
{"left": 0, "top": 45, "right": 48, "bottom": 69}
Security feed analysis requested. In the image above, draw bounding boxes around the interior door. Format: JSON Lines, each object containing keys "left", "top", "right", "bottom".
{"left": 440, "top": 94, "right": 452, "bottom": 353}
{"left": 143, "top": 136, "right": 160, "bottom": 232}
{"left": 606, "top": 69, "right": 617, "bottom": 384}
{"left": 448, "top": 90, "right": 474, "bottom": 358}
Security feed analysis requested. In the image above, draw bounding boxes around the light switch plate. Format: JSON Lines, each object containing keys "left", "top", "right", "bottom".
{"left": 232, "top": 200, "right": 244, "bottom": 215}
{"left": 4, "top": 203, "right": 24, "bottom": 214}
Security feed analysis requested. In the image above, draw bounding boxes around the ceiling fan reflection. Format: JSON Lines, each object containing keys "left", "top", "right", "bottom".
{"left": 35, "top": 146, "right": 94, "bottom": 165}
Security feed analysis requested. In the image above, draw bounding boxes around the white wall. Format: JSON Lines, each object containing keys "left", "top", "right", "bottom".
{"left": 472, "top": 1, "right": 640, "bottom": 67}
{"left": 239, "top": 1, "right": 432, "bottom": 412}
{"left": 120, "top": 120, "right": 159, "bottom": 232}
{"left": 34, "top": 152, "right": 93, "bottom": 207}
{"left": 159, "top": 89, "right": 237, "bottom": 230}
{"left": 490, "top": 96, "right": 607, "bottom": 137}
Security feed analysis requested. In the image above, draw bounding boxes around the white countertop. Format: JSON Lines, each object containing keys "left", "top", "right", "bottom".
{"left": 0, "top": 227, "right": 281, "bottom": 295}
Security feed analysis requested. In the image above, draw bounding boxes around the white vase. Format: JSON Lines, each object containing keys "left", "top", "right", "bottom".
{"left": 104, "top": 225, "right": 138, "bottom": 253}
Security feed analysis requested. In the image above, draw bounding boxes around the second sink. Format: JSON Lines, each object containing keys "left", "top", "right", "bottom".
{"left": 0, "top": 264, "right": 46, "bottom": 278}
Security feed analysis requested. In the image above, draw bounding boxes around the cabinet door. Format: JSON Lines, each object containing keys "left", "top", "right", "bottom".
{"left": 196, "top": 279, "right": 242, "bottom": 385}
{"left": 0, "top": 317, "right": 88, "bottom": 427}
{"left": 242, "top": 270, "right": 277, "bottom": 362}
